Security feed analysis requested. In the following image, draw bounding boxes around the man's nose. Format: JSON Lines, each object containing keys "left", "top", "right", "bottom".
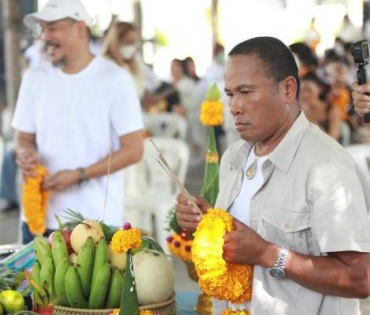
{"left": 229, "top": 96, "right": 244, "bottom": 115}
{"left": 41, "top": 30, "right": 50, "bottom": 42}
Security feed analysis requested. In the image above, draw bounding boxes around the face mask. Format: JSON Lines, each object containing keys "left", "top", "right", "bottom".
{"left": 217, "top": 52, "right": 225, "bottom": 65}
{"left": 120, "top": 44, "right": 137, "bottom": 60}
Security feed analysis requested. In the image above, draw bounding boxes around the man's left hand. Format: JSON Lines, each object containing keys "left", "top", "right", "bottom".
{"left": 43, "top": 169, "right": 80, "bottom": 191}
{"left": 223, "top": 217, "right": 270, "bottom": 266}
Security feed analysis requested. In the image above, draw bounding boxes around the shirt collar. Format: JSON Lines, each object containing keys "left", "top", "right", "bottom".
{"left": 229, "top": 110, "right": 310, "bottom": 174}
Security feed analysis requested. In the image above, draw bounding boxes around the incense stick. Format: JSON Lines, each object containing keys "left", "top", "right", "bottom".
{"left": 101, "top": 148, "right": 112, "bottom": 221}
{"left": 151, "top": 139, "right": 203, "bottom": 217}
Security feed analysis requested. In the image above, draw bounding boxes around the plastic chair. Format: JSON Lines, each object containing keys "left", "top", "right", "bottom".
{"left": 124, "top": 137, "right": 190, "bottom": 254}
{"left": 344, "top": 144, "right": 370, "bottom": 178}
{"left": 143, "top": 113, "right": 188, "bottom": 141}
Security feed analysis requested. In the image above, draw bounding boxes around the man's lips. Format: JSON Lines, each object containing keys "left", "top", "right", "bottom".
{"left": 235, "top": 121, "right": 250, "bottom": 131}
{"left": 46, "top": 43, "right": 61, "bottom": 55}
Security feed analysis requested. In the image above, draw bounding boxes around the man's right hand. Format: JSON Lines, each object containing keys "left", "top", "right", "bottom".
{"left": 351, "top": 82, "right": 370, "bottom": 116}
{"left": 16, "top": 148, "right": 40, "bottom": 177}
{"left": 175, "top": 193, "right": 211, "bottom": 231}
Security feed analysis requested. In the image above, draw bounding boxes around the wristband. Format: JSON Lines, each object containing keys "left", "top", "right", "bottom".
{"left": 77, "top": 167, "right": 88, "bottom": 184}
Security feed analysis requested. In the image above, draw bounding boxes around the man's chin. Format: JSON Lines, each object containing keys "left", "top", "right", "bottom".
{"left": 51, "top": 57, "right": 66, "bottom": 69}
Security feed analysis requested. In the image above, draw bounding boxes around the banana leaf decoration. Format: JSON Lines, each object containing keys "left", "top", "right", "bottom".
{"left": 200, "top": 83, "right": 224, "bottom": 206}
{"left": 120, "top": 249, "right": 139, "bottom": 315}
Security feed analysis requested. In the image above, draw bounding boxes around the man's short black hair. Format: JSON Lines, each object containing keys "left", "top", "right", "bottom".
{"left": 228, "top": 36, "right": 300, "bottom": 96}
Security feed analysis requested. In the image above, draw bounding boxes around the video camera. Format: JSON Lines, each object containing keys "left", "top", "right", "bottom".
{"left": 351, "top": 40, "right": 370, "bottom": 122}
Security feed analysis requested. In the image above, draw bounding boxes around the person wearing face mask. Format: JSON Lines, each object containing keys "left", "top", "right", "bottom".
{"left": 101, "top": 21, "right": 148, "bottom": 99}
{"left": 12, "top": 0, "right": 144, "bottom": 244}
{"left": 101, "top": 21, "right": 182, "bottom": 115}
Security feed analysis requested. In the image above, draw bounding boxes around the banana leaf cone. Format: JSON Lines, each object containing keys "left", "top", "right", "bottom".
{"left": 120, "top": 249, "right": 139, "bottom": 315}
{"left": 200, "top": 126, "right": 219, "bottom": 207}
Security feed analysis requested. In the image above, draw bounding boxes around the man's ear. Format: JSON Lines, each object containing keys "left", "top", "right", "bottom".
{"left": 283, "top": 76, "right": 298, "bottom": 103}
{"left": 77, "top": 21, "right": 88, "bottom": 39}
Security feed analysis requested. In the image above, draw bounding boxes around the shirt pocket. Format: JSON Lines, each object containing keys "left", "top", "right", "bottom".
{"left": 261, "top": 209, "right": 318, "bottom": 255}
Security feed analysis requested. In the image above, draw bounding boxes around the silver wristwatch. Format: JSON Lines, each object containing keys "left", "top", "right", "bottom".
{"left": 269, "top": 247, "right": 289, "bottom": 280}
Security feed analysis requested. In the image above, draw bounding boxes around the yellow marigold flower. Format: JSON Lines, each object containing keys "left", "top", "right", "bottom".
{"left": 192, "top": 209, "right": 253, "bottom": 303}
{"left": 200, "top": 100, "right": 224, "bottom": 126}
{"left": 109, "top": 309, "right": 119, "bottom": 315}
{"left": 166, "top": 233, "right": 192, "bottom": 262}
{"left": 22, "top": 165, "right": 49, "bottom": 235}
{"left": 221, "top": 310, "right": 251, "bottom": 315}
{"left": 111, "top": 228, "right": 142, "bottom": 253}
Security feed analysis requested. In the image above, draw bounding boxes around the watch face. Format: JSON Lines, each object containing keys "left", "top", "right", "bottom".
{"left": 269, "top": 267, "right": 286, "bottom": 279}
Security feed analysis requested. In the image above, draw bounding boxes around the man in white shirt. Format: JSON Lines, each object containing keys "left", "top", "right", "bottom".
{"left": 13, "top": 0, "right": 144, "bottom": 243}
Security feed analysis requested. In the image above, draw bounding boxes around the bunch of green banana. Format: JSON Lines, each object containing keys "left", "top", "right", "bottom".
{"left": 76, "top": 236, "right": 95, "bottom": 299}
{"left": 33, "top": 235, "right": 52, "bottom": 265}
{"left": 90, "top": 237, "right": 109, "bottom": 287}
{"left": 54, "top": 256, "right": 70, "bottom": 306}
{"left": 32, "top": 236, "right": 55, "bottom": 306}
{"left": 88, "top": 262, "right": 111, "bottom": 309}
{"left": 64, "top": 265, "right": 88, "bottom": 308}
{"left": 39, "top": 256, "right": 56, "bottom": 301}
{"left": 51, "top": 229, "right": 69, "bottom": 267}
{"left": 105, "top": 267, "right": 124, "bottom": 308}
{"left": 32, "top": 234, "right": 127, "bottom": 309}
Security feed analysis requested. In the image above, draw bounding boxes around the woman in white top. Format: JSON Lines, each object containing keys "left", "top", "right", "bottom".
{"left": 101, "top": 22, "right": 148, "bottom": 100}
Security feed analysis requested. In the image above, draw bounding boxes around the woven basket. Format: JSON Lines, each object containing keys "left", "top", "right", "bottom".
{"left": 52, "top": 291, "right": 177, "bottom": 315}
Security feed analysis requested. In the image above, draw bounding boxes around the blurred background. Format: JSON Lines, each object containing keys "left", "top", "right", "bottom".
{"left": 0, "top": 0, "right": 370, "bottom": 122}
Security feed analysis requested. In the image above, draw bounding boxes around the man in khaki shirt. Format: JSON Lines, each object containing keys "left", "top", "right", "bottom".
{"left": 176, "top": 36, "right": 370, "bottom": 314}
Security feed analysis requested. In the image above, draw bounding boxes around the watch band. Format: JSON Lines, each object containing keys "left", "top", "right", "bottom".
{"left": 77, "top": 167, "right": 88, "bottom": 184}
{"left": 269, "top": 247, "right": 289, "bottom": 279}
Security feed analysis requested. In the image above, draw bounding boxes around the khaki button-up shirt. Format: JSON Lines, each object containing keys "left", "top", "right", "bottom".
{"left": 214, "top": 112, "right": 370, "bottom": 315}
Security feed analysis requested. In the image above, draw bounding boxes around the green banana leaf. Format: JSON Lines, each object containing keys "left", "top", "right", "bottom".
{"left": 120, "top": 250, "right": 139, "bottom": 315}
{"left": 201, "top": 126, "right": 219, "bottom": 206}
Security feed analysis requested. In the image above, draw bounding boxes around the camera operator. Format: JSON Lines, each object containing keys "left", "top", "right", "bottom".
{"left": 351, "top": 41, "right": 370, "bottom": 119}
{"left": 352, "top": 83, "right": 370, "bottom": 116}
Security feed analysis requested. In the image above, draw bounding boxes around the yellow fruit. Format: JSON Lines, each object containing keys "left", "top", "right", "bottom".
{"left": 70, "top": 220, "right": 105, "bottom": 253}
{"left": 0, "top": 290, "right": 25, "bottom": 313}
{"left": 108, "top": 244, "right": 127, "bottom": 270}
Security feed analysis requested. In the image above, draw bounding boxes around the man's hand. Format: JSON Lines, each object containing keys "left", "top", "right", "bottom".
{"left": 16, "top": 148, "right": 40, "bottom": 177}
{"left": 43, "top": 169, "right": 81, "bottom": 191}
{"left": 351, "top": 82, "right": 370, "bottom": 116}
{"left": 175, "top": 193, "right": 211, "bottom": 231}
{"left": 223, "top": 217, "right": 274, "bottom": 267}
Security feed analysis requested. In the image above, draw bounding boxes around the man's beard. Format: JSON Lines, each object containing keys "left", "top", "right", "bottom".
{"left": 51, "top": 57, "right": 67, "bottom": 69}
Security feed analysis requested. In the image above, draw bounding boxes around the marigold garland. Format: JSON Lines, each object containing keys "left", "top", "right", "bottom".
{"left": 166, "top": 232, "right": 192, "bottom": 262}
{"left": 111, "top": 228, "right": 142, "bottom": 253}
{"left": 221, "top": 310, "right": 251, "bottom": 315}
{"left": 200, "top": 100, "right": 224, "bottom": 126}
{"left": 22, "top": 164, "right": 49, "bottom": 235}
{"left": 109, "top": 309, "right": 159, "bottom": 315}
{"left": 192, "top": 209, "right": 253, "bottom": 303}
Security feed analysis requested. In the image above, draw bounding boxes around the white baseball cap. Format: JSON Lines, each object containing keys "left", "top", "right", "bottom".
{"left": 23, "top": 0, "right": 95, "bottom": 28}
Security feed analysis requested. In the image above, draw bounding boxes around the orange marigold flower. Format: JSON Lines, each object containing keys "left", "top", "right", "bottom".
{"left": 22, "top": 164, "right": 49, "bottom": 235}
{"left": 192, "top": 209, "right": 253, "bottom": 303}
{"left": 109, "top": 309, "right": 119, "bottom": 315}
{"left": 111, "top": 228, "right": 142, "bottom": 253}
{"left": 200, "top": 100, "right": 224, "bottom": 126}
